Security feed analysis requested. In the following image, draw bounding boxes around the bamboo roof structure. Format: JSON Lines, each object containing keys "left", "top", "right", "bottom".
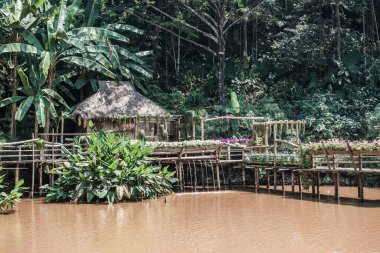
{"left": 72, "top": 81, "right": 169, "bottom": 119}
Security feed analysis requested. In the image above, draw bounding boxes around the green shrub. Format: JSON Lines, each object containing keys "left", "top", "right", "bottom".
{"left": 42, "top": 131, "right": 177, "bottom": 204}
{"left": 0, "top": 171, "right": 26, "bottom": 213}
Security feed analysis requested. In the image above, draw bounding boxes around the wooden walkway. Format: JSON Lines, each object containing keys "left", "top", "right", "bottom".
{"left": 1, "top": 139, "right": 379, "bottom": 201}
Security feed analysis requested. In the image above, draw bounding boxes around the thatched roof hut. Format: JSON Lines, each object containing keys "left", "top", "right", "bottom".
{"left": 72, "top": 81, "right": 173, "bottom": 140}
{"left": 73, "top": 80, "right": 169, "bottom": 119}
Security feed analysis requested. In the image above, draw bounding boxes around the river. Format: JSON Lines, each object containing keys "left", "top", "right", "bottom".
{"left": 1, "top": 186, "right": 379, "bottom": 253}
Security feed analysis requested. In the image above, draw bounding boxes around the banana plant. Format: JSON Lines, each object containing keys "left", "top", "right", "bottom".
{"left": 0, "top": 0, "right": 49, "bottom": 137}
{"left": 0, "top": 60, "right": 68, "bottom": 137}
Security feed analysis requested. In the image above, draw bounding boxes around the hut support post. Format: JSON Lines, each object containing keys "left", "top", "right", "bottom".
{"left": 281, "top": 171, "right": 285, "bottom": 191}
{"left": 242, "top": 163, "right": 246, "bottom": 189}
{"left": 317, "top": 172, "right": 320, "bottom": 195}
{"left": 273, "top": 169, "right": 277, "bottom": 190}
{"left": 266, "top": 170, "right": 270, "bottom": 189}
{"left": 358, "top": 156, "right": 364, "bottom": 201}
{"left": 291, "top": 170, "right": 295, "bottom": 193}
{"left": 298, "top": 172, "right": 302, "bottom": 193}
{"left": 191, "top": 118, "right": 195, "bottom": 140}
{"left": 334, "top": 172, "right": 340, "bottom": 199}
{"left": 227, "top": 146, "right": 231, "bottom": 189}
{"left": 311, "top": 172, "right": 316, "bottom": 196}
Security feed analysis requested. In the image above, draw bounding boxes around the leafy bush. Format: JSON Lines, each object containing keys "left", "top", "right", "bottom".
{"left": 0, "top": 171, "right": 25, "bottom": 213}
{"left": 42, "top": 131, "right": 177, "bottom": 204}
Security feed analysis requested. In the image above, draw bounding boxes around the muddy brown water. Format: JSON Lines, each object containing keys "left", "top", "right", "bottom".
{"left": 1, "top": 187, "right": 380, "bottom": 253}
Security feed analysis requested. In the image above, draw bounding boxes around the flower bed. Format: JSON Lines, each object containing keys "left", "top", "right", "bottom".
{"left": 245, "top": 152, "right": 301, "bottom": 166}
{"left": 145, "top": 140, "right": 222, "bottom": 149}
{"left": 208, "top": 138, "right": 252, "bottom": 144}
{"left": 303, "top": 140, "right": 380, "bottom": 153}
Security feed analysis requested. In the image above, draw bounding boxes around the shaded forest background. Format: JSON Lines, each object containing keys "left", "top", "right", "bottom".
{"left": 1, "top": 0, "right": 380, "bottom": 141}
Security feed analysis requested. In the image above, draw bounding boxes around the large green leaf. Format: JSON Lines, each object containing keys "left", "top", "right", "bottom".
{"left": 83, "top": 0, "right": 99, "bottom": 26}
{"left": 0, "top": 96, "right": 25, "bottom": 108}
{"left": 35, "top": 96, "right": 46, "bottom": 126}
{"left": 20, "top": 30, "right": 43, "bottom": 50}
{"left": 40, "top": 51, "right": 51, "bottom": 78}
{"left": 56, "top": 0, "right": 67, "bottom": 33}
{"left": 126, "top": 63, "right": 152, "bottom": 78}
{"left": 17, "top": 68, "right": 33, "bottom": 96}
{"left": 42, "top": 88, "right": 68, "bottom": 108}
{"left": 15, "top": 97, "right": 33, "bottom": 121}
{"left": 51, "top": 71, "right": 77, "bottom": 86}
{"left": 70, "top": 27, "right": 129, "bottom": 43}
{"left": 41, "top": 96, "right": 58, "bottom": 118}
{"left": 0, "top": 43, "right": 40, "bottom": 54}
{"left": 102, "top": 24, "right": 143, "bottom": 35}
{"left": 65, "top": 0, "right": 82, "bottom": 30}
{"left": 117, "top": 47, "right": 144, "bottom": 65}
{"left": 61, "top": 56, "right": 116, "bottom": 79}
{"left": 14, "top": 0, "right": 22, "bottom": 20}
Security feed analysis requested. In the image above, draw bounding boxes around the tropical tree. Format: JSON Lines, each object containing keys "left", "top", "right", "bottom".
{"left": 0, "top": 60, "right": 68, "bottom": 137}
{"left": 0, "top": 0, "right": 151, "bottom": 136}
{"left": 0, "top": 0, "right": 48, "bottom": 137}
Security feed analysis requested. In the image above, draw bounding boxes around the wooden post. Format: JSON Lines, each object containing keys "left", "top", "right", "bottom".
{"left": 194, "top": 162, "right": 197, "bottom": 191}
{"left": 178, "top": 148, "right": 185, "bottom": 192}
{"left": 201, "top": 162, "right": 206, "bottom": 190}
{"left": 241, "top": 149, "right": 246, "bottom": 189}
{"left": 227, "top": 146, "right": 231, "bottom": 189}
{"left": 201, "top": 119, "right": 204, "bottom": 141}
{"left": 316, "top": 172, "right": 320, "bottom": 195}
{"left": 15, "top": 146, "right": 21, "bottom": 186}
{"left": 266, "top": 169, "right": 270, "bottom": 189}
{"left": 216, "top": 146, "right": 222, "bottom": 190}
{"left": 291, "top": 170, "right": 295, "bottom": 193}
{"left": 253, "top": 168, "right": 257, "bottom": 188}
{"left": 358, "top": 156, "right": 364, "bottom": 201}
{"left": 255, "top": 168, "right": 260, "bottom": 189}
{"left": 30, "top": 134, "right": 35, "bottom": 198}
{"left": 191, "top": 118, "right": 195, "bottom": 140}
{"left": 298, "top": 172, "right": 302, "bottom": 192}
{"left": 334, "top": 172, "right": 340, "bottom": 199}
{"left": 242, "top": 163, "right": 246, "bottom": 189}
{"left": 273, "top": 124, "right": 277, "bottom": 168}
{"left": 273, "top": 169, "right": 277, "bottom": 190}
{"left": 61, "top": 112, "right": 64, "bottom": 143}
{"left": 281, "top": 170, "right": 285, "bottom": 191}
{"left": 134, "top": 117, "right": 138, "bottom": 139}
{"left": 311, "top": 172, "right": 316, "bottom": 195}
{"left": 177, "top": 117, "right": 181, "bottom": 141}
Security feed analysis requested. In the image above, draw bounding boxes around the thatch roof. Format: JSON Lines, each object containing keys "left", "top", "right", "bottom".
{"left": 73, "top": 81, "right": 169, "bottom": 119}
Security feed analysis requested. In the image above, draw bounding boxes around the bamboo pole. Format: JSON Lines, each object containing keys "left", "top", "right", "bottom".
{"left": 358, "top": 156, "right": 364, "bottom": 201}
{"left": 15, "top": 146, "right": 21, "bottom": 186}
{"left": 266, "top": 170, "right": 270, "bottom": 189}
{"left": 273, "top": 169, "right": 277, "bottom": 190}
{"left": 201, "top": 119, "right": 204, "bottom": 141}
{"left": 311, "top": 172, "right": 316, "bottom": 195}
{"left": 30, "top": 134, "right": 35, "bottom": 198}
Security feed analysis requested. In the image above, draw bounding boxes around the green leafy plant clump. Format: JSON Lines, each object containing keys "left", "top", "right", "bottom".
{"left": 0, "top": 171, "right": 26, "bottom": 213}
{"left": 42, "top": 131, "right": 177, "bottom": 204}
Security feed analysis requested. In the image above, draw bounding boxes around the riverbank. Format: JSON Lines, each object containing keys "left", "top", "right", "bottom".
{"left": 1, "top": 187, "right": 379, "bottom": 253}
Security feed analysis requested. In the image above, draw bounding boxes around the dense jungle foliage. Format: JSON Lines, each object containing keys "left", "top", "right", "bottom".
{"left": 0, "top": 0, "right": 379, "bottom": 141}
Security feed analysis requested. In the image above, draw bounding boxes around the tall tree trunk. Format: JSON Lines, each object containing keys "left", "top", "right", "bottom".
{"left": 217, "top": 35, "right": 226, "bottom": 105}
{"left": 44, "top": 69, "right": 55, "bottom": 140}
{"left": 363, "top": 3, "right": 366, "bottom": 67}
{"left": 335, "top": 0, "right": 342, "bottom": 62}
{"left": 371, "top": 0, "right": 380, "bottom": 53}
{"left": 10, "top": 33, "right": 21, "bottom": 138}
{"left": 243, "top": 19, "right": 248, "bottom": 66}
